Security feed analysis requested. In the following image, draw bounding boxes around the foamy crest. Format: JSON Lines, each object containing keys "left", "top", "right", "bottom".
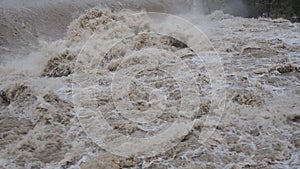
{"left": 72, "top": 9, "right": 225, "bottom": 157}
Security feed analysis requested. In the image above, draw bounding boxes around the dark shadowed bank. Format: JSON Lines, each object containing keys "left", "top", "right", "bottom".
{"left": 203, "top": 0, "right": 300, "bottom": 22}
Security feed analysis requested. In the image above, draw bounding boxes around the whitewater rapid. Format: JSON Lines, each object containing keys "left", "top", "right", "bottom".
{"left": 0, "top": 1, "right": 299, "bottom": 168}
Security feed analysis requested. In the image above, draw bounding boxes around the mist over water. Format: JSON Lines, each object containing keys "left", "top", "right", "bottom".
{"left": 0, "top": 0, "right": 204, "bottom": 56}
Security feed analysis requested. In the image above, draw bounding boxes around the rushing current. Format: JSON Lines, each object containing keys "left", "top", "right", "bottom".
{"left": 0, "top": 1, "right": 299, "bottom": 168}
